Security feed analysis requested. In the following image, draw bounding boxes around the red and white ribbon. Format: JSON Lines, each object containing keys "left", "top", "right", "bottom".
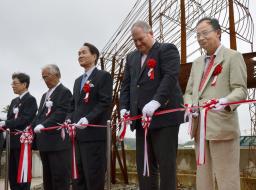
{"left": 45, "top": 100, "right": 53, "bottom": 117}
{"left": 118, "top": 113, "right": 130, "bottom": 141}
{"left": 84, "top": 92, "right": 89, "bottom": 103}
{"left": 142, "top": 116, "right": 151, "bottom": 176}
{"left": 17, "top": 128, "right": 33, "bottom": 183}
{"left": 68, "top": 125, "right": 79, "bottom": 179}
{"left": 197, "top": 99, "right": 217, "bottom": 165}
{"left": 13, "top": 107, "right": 19, "bottom": 119}
{"left": 184, "top": 104, "right": 193, "bottom": 136}
{"left": 211, "top": 76, "right": 218, "bottom": 86}
{"left": 148, "top": 68, "right": 154, "bottom": 80}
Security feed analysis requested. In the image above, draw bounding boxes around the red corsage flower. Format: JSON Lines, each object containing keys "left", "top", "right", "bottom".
{"left": 211, "top": 64, "right": 222, "bottom": 86}
{"left": 147, "top": 58, "right": 157, "bottom": 80}
{"left": 83, "top": 81, "right": 91, "bottom": 103}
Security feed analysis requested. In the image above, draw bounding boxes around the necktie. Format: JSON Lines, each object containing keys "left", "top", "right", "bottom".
{"left": 80, "top": 74, "right": 87, "bottom": 91}
{"left": 199, "top": 55, "right": 215, "bottom": 91}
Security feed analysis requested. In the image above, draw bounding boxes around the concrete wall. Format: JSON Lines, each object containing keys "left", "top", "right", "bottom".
{"left": 1, "top": 148, "right": 256, "bottom": 189}
{"left": 116, "top": 148, "right": 256, "bottom": 189}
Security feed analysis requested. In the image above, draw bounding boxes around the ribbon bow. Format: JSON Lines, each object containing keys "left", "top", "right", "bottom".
{"left": 17, "top": 127, "right": 33, "bottom": 183}
{"left": 141, "top": 116, "right": 152, "bottom": 176}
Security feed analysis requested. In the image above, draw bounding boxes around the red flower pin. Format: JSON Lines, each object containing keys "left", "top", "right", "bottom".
{"left": 211, "top": 64, "right": 222, "bottom": 86}
{"left": 147, "top": 58, "right": 157, "bottom": 80}
{"left": 83, "top": 81, "right": 91, "bottom": 103}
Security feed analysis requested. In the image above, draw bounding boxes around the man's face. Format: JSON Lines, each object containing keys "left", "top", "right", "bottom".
{"left": 132, "top": 26, "right": 154, "bottom": 54}
{"left": 78, "top": 46, "right": 96, "bottom": 69}
{"left": 196, "top": 20, "right": 221, "bottom": 54}
{"left": 42, "top": 69, "right": 59, "bottom": 89}
{"left": 11, "top": 78, "right": 27, "bottom": 95}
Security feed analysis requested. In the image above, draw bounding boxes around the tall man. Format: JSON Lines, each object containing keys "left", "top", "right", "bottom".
{"left": 120, "top": 21, "right": 184, "bottom": 190}
{"left": 68, "top": 42, "right": 113, "bottom": 190}
{"left": 32, "top": 64, "right": 72, "bottom": 190}
{"left": 184, "top": 17, "right": 247, "bottom": 190}
{"left": 0, "top": 72, "right": 37, "bottom": 190}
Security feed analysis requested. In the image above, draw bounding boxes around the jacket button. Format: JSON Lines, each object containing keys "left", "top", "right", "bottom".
{"left": 137, "top": 85, "right": 140, "bottom": 88}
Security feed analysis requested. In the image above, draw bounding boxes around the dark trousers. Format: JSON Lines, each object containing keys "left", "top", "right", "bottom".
{"left": 72, "top": 141, "right": 106, "bottom": 190}
{"left": 40, "top": 149, "right": 71, "bottom": 190}
{"left": 9, "top": 149, "right": 30, "bottom": 190}
{"left": 136, "top": 125, "right": 179, "bottom": 190}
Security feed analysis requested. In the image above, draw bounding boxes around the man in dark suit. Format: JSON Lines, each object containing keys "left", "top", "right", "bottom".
{"left": 120, "top": 21, "right": 184, "bottom": 190}
{"left": 32, "top": 64, "right": 72, "bottom": 190}
{"left": 0, "top": 72, "right": 37, "bottom": 190}
{"left": 68, "top": 42, "right": 113, "bottom": 190}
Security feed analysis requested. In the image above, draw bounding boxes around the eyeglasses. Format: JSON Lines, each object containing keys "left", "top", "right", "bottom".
{"left": 11, "top": 82, "right": 22, "bottom": 86}
{"left": 196, "top": 30, "right": 215, "bottom": 39}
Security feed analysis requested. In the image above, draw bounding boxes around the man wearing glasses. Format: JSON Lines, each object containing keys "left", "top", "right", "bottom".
{"left": 0, "top": 72, "right": 37, "bottom": 190}
{"left": 184, "top": 17, "right": 247, "bottom": 190}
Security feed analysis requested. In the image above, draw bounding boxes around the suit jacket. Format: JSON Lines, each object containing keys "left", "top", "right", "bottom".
{"left": 5, "top": 92, "right": 37, "bottom": 149}
{"left": 69, "top": 68, "right": 113, "bottom": 142}
{"left": 32, "top": 84, "right": 72, "bottom": 151}
{"left": 120, "top": 42, "right": 184, "bottom": 130}
{"left": 184, "top": 46, "right": 247, "bottom": 140}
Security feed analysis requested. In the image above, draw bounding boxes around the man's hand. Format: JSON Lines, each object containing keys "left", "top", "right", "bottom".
{"left": 185, "top": 104, "right": 199, "bottom": 118}
{"left": 34, "top": 124, "right": 45, "bottom": 133}
{"left": 0, "top": 121, "right": 5, "bottom": 127}
{"left": 212, "top": 98, "right": 229, "bottom": 111}
{"left": 120, "top": 109, "right": 128, "bottom": 118}
{"left": 75, "top": 117, "right": 88, "bottom": 129}
{"left": 142, "top": 100, "right": 161, "bottom": 117}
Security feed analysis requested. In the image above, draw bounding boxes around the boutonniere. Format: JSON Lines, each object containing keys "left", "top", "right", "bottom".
{"left": 147, "top": 58, "right": 157, "bottom": 80}
{"left": 13, "top": 107, "right": 19, "bottom": 119}
{"left": 83, "top": 81, "right": 94, "bottom": 103}
{"left": 211, "top": 64, "right": 223, "bottom": 86}
{"left": 45, "top": 99, "right": 53, "bottom": 116}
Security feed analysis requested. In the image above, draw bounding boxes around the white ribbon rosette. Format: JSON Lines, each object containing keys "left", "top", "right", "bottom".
{"left": 45, "top": 100, "right": 53, "bottom": 116}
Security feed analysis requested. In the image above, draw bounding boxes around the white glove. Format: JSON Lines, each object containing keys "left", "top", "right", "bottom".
{"left": 120, "top": 109, "right": 128, "bottom": 118}
{"left": 34, "top": 124, "right": 45, "bottom": 133}
{"left": 185, "top": 104, "right": 198, "bottom": 119}
{"left": 212, "top": 98, "right": 228, "bottom": 111}
{"left": 142, "top": 100, "right": 161, "bottom": 117}
{"left": 0, "top": 121, "right": 5, "bottom": 127}
{"left": 75, "top": 117, "right": 88, "bottom": 129}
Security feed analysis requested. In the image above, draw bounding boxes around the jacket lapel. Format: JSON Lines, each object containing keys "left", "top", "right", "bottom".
{"left": 199, "top": 47, "right": 224, "bottom": 95}
{"left": 78, "top": 68, "right": 98, "bottom": 103}
{"left": 138, "top": 42, "right": 160, "bottom": 81}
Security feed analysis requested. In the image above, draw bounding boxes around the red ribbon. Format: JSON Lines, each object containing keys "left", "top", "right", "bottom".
{"left": 67, "top": 124, "right": 79, "bottom": 179}
{"left": 17, "top": 127, "right": 33, "bottom": 183}
{"left": 118, "top": 113, "right": 130, "bottom": 141}
{"left": 147, "top": 58, "right": 156, "bottom": 80}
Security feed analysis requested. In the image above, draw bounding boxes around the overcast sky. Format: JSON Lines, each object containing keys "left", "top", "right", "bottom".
{"left": 0, "top": 0, "right": 255, "bottom": 142}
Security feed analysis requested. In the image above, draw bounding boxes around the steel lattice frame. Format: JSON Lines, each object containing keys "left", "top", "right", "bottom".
{"left": 100, "top": 0, "right": 255, "bottom": 185}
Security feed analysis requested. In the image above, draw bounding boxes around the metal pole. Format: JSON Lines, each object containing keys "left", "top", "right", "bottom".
{"left": 106, "top": 120, "right": 111, "bottom": 190}
{"left": 5, "top": 129, "right": 10, "bottom": 190}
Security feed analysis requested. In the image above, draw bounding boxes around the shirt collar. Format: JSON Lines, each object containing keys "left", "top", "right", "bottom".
{"left": 19, "top": 91, "right": 29, "bottom": 99}
{"left": 84, "top": 66, "right": 96, "bottom": 78}
{"left": 205, "top": 44, "right": 222, "bottom": 59}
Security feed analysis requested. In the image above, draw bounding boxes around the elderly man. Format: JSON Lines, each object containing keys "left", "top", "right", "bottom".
{"left": 184, "top": 17, "right": 247, "bottom": 190}
{"left": 120, "top": 21, "right": 184, "bottom": 190}
{"left": 32, "top": 64, "right": 72, "bottom": 190}
{"left": 0, "top": 72, "right": 37, "bottom": 190}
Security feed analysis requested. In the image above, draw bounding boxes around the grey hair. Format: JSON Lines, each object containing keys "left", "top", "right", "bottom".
{"left": 42, "top": 64, "right": 61, "bottom": 78}
{"left": 131, "top": 20, "right": 152, "bottom": 33}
